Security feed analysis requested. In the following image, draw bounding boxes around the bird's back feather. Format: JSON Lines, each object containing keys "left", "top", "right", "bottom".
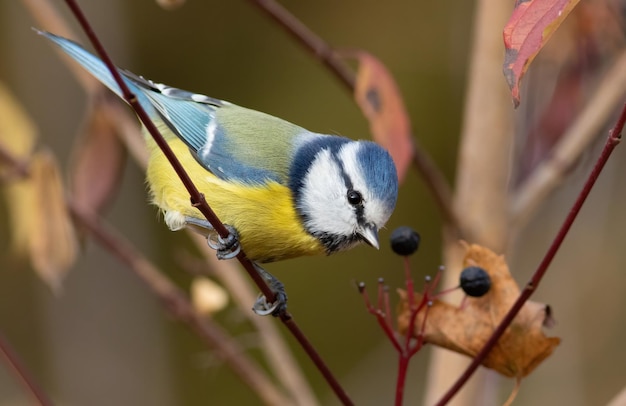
{"left": 37, "top": 30, "right": 314, "bottom": 186}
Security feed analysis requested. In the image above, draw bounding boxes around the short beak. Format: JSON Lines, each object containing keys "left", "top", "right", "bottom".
{"left": 358, "top": 225, "right": 380, "bottom": 250}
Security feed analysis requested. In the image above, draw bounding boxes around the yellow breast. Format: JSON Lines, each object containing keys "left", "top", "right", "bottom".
{"left": 145, "top": 137, "right": 324, "bottom": 262}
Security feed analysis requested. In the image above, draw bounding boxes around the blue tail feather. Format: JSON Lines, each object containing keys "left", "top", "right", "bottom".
{"left": 35, "top": 29, "right": 151, "bottom": 107}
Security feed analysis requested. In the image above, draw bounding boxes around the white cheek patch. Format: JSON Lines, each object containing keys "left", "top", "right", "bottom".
{"left": 338, "top": 143, "right": 393, "bottom": 228}
{"left": 300, "top": 149, "right": 357, "bottom": 236}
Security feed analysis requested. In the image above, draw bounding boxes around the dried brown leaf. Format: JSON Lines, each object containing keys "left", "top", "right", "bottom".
{"left": 398, "top": 243, "right": 560, "bottom": 378}
{"left": 348, "top": 51, "right": 414, "bottom": 183}
{"left": 70, "top": 96, "right": 127, "bottom": 214}
{"left": 29, "top": 150, "right": 78, "bottom": 292}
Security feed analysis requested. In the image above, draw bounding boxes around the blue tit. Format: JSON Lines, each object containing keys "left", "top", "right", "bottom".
{"left": 38, "top": 31, "right": 399, "bottom": 264}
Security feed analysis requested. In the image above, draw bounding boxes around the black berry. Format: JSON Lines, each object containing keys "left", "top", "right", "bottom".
{"left": 459, "top": 266, "right": 491, "bottom": 297}
{"left": 390, "top": 226, "right": 420, "bottom": 256}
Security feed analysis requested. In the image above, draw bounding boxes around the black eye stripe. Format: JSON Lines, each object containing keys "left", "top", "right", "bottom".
{"left": 333, "top": 151, "right": 353, "bottom": 191}
{"left": 333, "top": 152, "right": 365, "bottom": 225}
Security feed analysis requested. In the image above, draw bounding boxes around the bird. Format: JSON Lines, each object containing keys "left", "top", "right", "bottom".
{"left": 38, "top": 30, "right": 399, "bottom": 313}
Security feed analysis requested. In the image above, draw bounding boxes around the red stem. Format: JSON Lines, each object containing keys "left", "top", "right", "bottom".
{"left": 383, "top": 285, "right": 394, "bottom": 330}
{"left": 436, "top": 103, "right": 625, "bottom": 405}
{"left": 280, "top": 317, "right": 354, "bottom": 406}
{"left": 0, "top": 332, "right": 53, "bottom": 406}
{"left": 361, "top": 286, "right": 402, "bottom": 352}
{"left": 395, "top": 355, "right": 410, "bottom": 406}
{"left": 378, "top": 314, "right": 403, "bottom": 353}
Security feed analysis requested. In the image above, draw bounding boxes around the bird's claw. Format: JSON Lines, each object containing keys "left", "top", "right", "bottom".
{"left": 252, "top": 291, "right": 288, "bottom": 316}
{"left": 251, "top": 264, "right": 288, "bottom": 316}
{"left": 207, "top": 224, "right": 241, "bottom": 260}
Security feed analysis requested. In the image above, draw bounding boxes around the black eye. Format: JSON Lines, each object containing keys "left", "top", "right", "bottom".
{"left": 347, "top": 190, "right": 363, "bottom": 205}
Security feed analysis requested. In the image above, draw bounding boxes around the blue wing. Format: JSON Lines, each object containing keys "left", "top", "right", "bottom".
{"left": 37, "top": 30, "right": 313, "bottom": 185}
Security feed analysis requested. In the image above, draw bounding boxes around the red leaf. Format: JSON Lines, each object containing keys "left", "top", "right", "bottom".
{"left": 503, "top": 0, "right": 581, "bottom": 107}
{"left": 348, "top": 52, "right": 413, "bottom": 183}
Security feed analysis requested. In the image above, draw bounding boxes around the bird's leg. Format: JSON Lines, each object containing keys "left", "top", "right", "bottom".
{"left": 252, "top": 263, "right": 288, "bottom": 316}
{"left": 182, "top": 216, "right": 214, "bottom": 234}
{"left": 184, "top": 217, "right": 241, "bottom": 260}
{"left": 184, "top": 217, "right": 286, "bottom": 315}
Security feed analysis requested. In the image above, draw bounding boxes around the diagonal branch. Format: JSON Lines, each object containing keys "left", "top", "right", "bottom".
{"left": 0, "top": 332, "right": 53, "bottom": 406}
{"left": 59, "top": 1, "right": 352, "bottom": 404}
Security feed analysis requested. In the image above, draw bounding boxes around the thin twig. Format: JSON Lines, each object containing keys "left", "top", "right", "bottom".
{"left": 436, "top": 102, "right": 625, "bottom": 405}
{"left": 281, "top": 318, "right": 354, "bottom": 406}
{"left": 0, "top": 332, "right": 53, "bottom": 406}
{"left": 192, "top": 237, "right": 320, "bottom": 406}
{"left": 361, "top": 285, "right": 402, "bottom": 352}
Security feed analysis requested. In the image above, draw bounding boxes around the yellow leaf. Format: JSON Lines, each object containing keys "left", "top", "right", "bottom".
{"left": 0, "top": 84, "right": 38, "bottom": 254}
{"left": 3, "top": 172, "right": 38, "bottom": 256}
{"left": 0, "top": 82, "right": 37, "bottom": 174}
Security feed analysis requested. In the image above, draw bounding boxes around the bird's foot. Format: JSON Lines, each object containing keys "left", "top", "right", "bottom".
{"left": 252, "top": 264, "right": 288, "bottom": 316}
{"left": 206, "top": 224, "right": 241, "bottom": 260}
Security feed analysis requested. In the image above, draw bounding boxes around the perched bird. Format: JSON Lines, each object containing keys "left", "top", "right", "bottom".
{"left": 39, "top": 31, "right": 399, "bottom": 311}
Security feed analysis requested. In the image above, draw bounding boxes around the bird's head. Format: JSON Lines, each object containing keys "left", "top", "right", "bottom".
{"left": 290, "top": 136, "right": 398, "bottom": 254}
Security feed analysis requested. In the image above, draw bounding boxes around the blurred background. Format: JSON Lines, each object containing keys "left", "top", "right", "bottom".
{"left": 1, "top": 0, "right": 625, "bottom": 405}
